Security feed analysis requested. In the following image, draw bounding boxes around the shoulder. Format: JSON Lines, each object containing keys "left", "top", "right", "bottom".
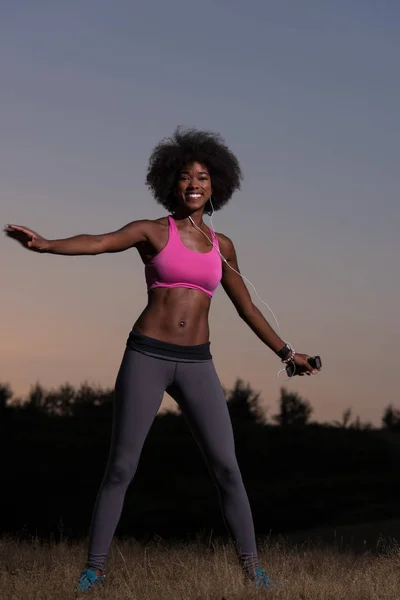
{"left": 215, "top": 231, "right": 236, "bottom": 256}
{"left": 151, "top": 216, "right": 170, "bottom": 225}
{"left": 215, "top": 231, "right": 232, "bottom": 245}
{"left": 126, "top": 216, "right": 169, "bottom": 237}
{"left": 150, "top": 216, "right": 170, "bottom": 227}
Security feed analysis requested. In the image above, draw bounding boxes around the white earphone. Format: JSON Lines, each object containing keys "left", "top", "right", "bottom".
{"left": 187, "top": 197, "right": 294, "bottom": 380}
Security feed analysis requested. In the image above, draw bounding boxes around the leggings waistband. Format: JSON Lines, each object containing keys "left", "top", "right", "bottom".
{"left": 126, "top": 329, "right": 212, "bottom": 361}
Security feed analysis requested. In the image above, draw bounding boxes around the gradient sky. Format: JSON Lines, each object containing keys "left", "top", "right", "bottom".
{"left": 1, "top": 1, "right": 399, "bottom": 425}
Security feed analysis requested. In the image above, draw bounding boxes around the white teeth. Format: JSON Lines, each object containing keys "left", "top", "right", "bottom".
{"left": 187, "top": 194, "right": 201, "bottom": 198}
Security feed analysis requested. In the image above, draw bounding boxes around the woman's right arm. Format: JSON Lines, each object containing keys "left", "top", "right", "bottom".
{"left": 4, "top": 220, "right": 151, "bottom": 255}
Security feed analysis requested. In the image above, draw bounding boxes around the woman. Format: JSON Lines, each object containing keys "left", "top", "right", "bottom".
{"left": 5, "top": 128, "right": 318, "bottom": 591}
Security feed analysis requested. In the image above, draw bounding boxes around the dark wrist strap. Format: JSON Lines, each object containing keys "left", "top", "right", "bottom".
{"left": 277, "top": 343, "right": 292, "bottom": 360}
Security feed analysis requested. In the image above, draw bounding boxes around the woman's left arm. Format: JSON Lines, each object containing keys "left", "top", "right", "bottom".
{"left": 217, "top": 233, "right": 317, "bottom": 375}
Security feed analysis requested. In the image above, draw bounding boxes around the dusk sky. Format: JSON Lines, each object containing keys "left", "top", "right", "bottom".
{"left": 2, "top": 1, "right": 399, "bottom": 424}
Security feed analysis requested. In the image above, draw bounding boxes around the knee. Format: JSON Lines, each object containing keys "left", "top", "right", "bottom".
{"left": 213, "top": 459, "right": 243, "bottom": 488}
{"left": 104, "top": 458, "right": 137, "bottom": 489}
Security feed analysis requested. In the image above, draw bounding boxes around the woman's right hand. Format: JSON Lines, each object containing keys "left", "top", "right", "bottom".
{"left": 4, "top": 224, "right": 50, "bottom": 253}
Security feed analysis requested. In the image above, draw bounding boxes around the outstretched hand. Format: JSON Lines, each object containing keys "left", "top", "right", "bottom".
{"left": 4, "top": 224, "right": 49, "bottom": 252}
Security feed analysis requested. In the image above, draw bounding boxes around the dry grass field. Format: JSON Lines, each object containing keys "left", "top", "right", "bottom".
{"left": 1, "top": 530, "right": 400, "bottom": 600}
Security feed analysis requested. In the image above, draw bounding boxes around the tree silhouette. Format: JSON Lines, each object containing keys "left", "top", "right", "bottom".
{"left": 382, "top": 405, "right": 400, "bottom": 431}
{"left": 43, "top": 383, "right": 76, "bottom": 416}
{"left": 72, "top": 382, "right": 113, "bottom": 417}
{"left": 332, "top": 408, "right": 353, "bottom": 429}
{"left": 25, "top": 382, "right": 45, "bottom": 412}
{"left": 21, "top": 381, "right": 113, "bottom": 416}
{"left": 273, "top": 387, "right": 312, "bottom": 427}
{"left": 0, "top": 383, "right": 12, "bottom": 415}
{"left": 225, "top": 378, "right": 266, "bottom": 424}
{"left": 329, "top": 408, "right": 372, "bottom": 431}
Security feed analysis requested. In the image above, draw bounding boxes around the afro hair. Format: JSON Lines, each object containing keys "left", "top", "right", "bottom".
{"left": 146, "top": 127, "right": 242, "bottom": 215}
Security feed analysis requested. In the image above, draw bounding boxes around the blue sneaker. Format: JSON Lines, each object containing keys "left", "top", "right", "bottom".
{"left": 254, "top": 568, "right": 275, "bottom": 589}
{"left": 75, "top": 568, "right": 105, "bottom": 592}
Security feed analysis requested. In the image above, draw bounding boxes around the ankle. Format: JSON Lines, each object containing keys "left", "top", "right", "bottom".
{"left": 87, "top": 567, "right": 104, "bottom": 577}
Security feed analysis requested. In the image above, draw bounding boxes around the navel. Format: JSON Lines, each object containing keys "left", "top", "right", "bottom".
{"left": 179, "top": 320, "right": 186, "bottom": 327}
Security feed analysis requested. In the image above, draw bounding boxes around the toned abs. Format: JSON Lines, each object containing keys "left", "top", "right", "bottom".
{"left": 134, "top": 218, "right": 214, "bottom": 345}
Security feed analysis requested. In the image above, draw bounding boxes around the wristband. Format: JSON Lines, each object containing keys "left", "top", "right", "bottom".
{"left": 283, "top": 349, "right": 296, "bottom": 364}
{"left": 277, "top": 343, "right": 292, "bottom": 361}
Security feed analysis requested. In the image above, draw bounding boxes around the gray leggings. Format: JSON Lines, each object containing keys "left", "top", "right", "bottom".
{"left": 87, "top": 348, "right": 259, "bottom": 575}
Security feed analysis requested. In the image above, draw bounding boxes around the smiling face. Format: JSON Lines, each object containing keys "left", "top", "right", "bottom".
{"left": 175, "top": 162, "right": 212, "bottom": 215}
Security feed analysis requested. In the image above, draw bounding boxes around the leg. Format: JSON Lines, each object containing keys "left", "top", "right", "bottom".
{"left": 87, "top": 349, "right": 175, "bottom": 572}
{"left": 167, "top": 361, "right": 259, "bottom": 578}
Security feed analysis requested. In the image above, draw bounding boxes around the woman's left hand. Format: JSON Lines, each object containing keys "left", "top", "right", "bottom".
{"left": 292, "top": 353, "right": 320, "bottom": 376}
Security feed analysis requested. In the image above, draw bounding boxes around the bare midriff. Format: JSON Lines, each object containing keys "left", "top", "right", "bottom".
{"left": 132, "top": 287, "right": 211, "bottom": 345}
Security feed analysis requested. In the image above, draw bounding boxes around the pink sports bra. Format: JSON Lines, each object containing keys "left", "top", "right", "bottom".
{"left": 145, "top": 216, "right": 222, "bottom": 298}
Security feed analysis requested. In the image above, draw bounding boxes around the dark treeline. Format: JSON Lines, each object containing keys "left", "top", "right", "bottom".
{"left": 1, "top": 380, "right": 400, "bottom": 542}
